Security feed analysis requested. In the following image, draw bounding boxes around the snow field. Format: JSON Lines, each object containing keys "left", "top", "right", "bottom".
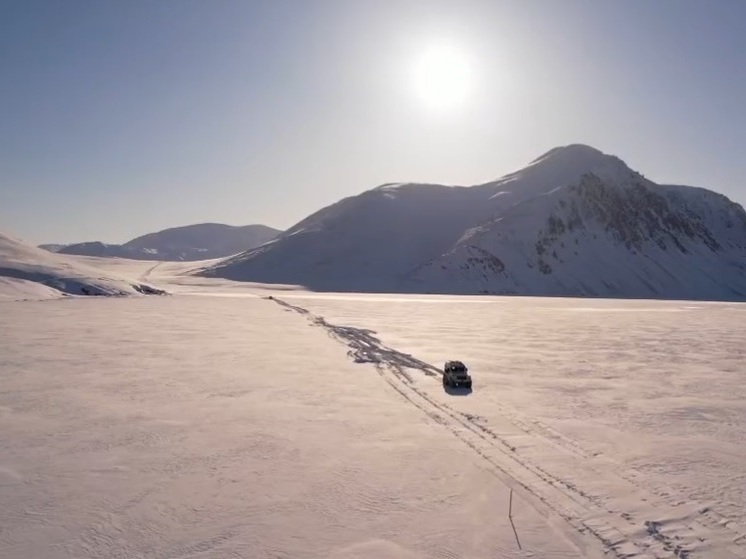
{"left": 278, "top": 292, "right": 746, "bottom": 558}
{"left": 3, "top": 247, "right": 745, "bottom": 558}
{"left": 0, "top": 295, "right": 584, "bottom": 559}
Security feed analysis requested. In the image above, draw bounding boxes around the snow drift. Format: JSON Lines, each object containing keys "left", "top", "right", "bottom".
{"left": 198, "top": 145, "right": 746, "bottom": 301}
{"left": 0, "top": 231, "right": 167, "bottom": 300}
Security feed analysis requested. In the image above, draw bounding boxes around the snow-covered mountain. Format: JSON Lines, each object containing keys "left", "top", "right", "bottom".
{"left": 199, "top": 144, "right": 746, "bottom": 301}
{"left": 0, "top": 231, "right": 167, "bottom": 300}
{"left": 48, "top": 223, "right": 280, "bottom": 262}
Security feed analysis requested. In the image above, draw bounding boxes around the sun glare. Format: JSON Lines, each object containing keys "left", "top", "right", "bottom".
{"left": 412, "top": 43, "right": 473, "bottom": 112}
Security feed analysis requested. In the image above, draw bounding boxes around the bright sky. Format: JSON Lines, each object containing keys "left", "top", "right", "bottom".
{"left": 2, "top": 0, "right": 745, "bottom": 244}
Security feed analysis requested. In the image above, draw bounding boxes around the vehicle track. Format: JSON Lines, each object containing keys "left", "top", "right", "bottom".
{"left": 479, "top": 403, "right": 746, "bottom": 554}
{"left": 140, "top": 262, "right": 163, "bottom": 281}
{"left": 268, "top": 296, "right": 746, "bottom": 559}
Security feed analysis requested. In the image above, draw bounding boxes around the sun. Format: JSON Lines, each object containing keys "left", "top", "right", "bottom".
{"left": 412, "top": 43, "right": 474, "bottom": 112}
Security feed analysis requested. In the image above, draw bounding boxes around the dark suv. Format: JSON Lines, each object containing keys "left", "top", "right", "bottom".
{"left": 443, "top": 360, "right": 472, "bottom": 389}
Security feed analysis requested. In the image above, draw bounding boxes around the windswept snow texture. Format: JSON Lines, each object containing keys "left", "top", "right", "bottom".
{"left": 0, "top": 232, "right": 167, "bottom": 300}
{"left": 51, "top": 222, "right": 280, "bottom": 261}
{"left": 200, "top": 144, "right": 746, "bottom": 301}
{"left": 2, "top": 270, "right": 745, "bottom": 558}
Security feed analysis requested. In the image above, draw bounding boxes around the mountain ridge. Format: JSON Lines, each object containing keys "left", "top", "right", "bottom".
{"left": 198, "top": 144, "right": 746, "bottom": 301}
{"left": 45, "top": 222, "right": 280, "bottom": 262}
{"left": 407, "top": 172, "right": 746, "bottom": 299}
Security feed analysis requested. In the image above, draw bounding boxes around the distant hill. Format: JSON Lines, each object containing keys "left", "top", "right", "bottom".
{"left": 46, "top": 223, "right": 280, "bottom": 261}
{"left": 0, "top": 231, "right": 166, "bottom": 300}
{"left": 38, "top": 243, "right": 67, "bottom": 253}
{"left": 197, "top": 144, "right": 746, "bottom": 301}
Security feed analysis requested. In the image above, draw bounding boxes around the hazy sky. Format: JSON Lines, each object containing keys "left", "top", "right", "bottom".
{"left": 2, "top": 0, "right": 745, "bottom": 244}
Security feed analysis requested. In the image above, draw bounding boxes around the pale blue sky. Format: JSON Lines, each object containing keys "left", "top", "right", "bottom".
{"left": 2, "top": 0, "right": 745, "bottom": 244}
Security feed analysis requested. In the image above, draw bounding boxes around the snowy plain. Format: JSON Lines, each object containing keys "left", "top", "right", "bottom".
{"left": 1, "top": 257, "right": 745, "bottom": 558}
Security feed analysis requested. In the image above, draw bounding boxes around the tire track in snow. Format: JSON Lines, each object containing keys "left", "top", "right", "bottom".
{"left": 267, "top": 296, "right": 746, "bottom": 559}
{"left": 140, "top": 262, "right": 163, "bottom": 281}
{"left": 481, "top": 404, "right": 746, "bottom": 555}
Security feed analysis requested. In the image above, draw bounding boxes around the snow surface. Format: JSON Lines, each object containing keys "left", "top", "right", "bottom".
{"left": 2, "top": 260, "right": 745, "bottom": 558}
{"left": 0, "top": 232, "right": 167, "bottom": 300}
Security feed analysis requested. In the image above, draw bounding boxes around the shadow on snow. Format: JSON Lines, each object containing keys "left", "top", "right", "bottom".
{"left": 443, "top": 385, "right": 473, "bottom": 397}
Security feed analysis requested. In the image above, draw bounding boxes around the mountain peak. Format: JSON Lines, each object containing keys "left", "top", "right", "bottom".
{"left": 529, "top": 143, "right": 607, "bottom": 165}
{"left": 487, "top": 143, "right": 636, "bottom": 194}
{"left": 199, "top": 142, "right": 746, "bottom": 300}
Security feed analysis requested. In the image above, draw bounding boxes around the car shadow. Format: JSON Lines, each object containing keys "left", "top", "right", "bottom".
{"left": 443, "top": 384, "right": 473, "bottom": 396}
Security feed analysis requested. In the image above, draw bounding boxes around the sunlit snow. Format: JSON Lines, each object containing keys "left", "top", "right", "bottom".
{"left": 2, "top": 256, "right": 745, "bottom": 558}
